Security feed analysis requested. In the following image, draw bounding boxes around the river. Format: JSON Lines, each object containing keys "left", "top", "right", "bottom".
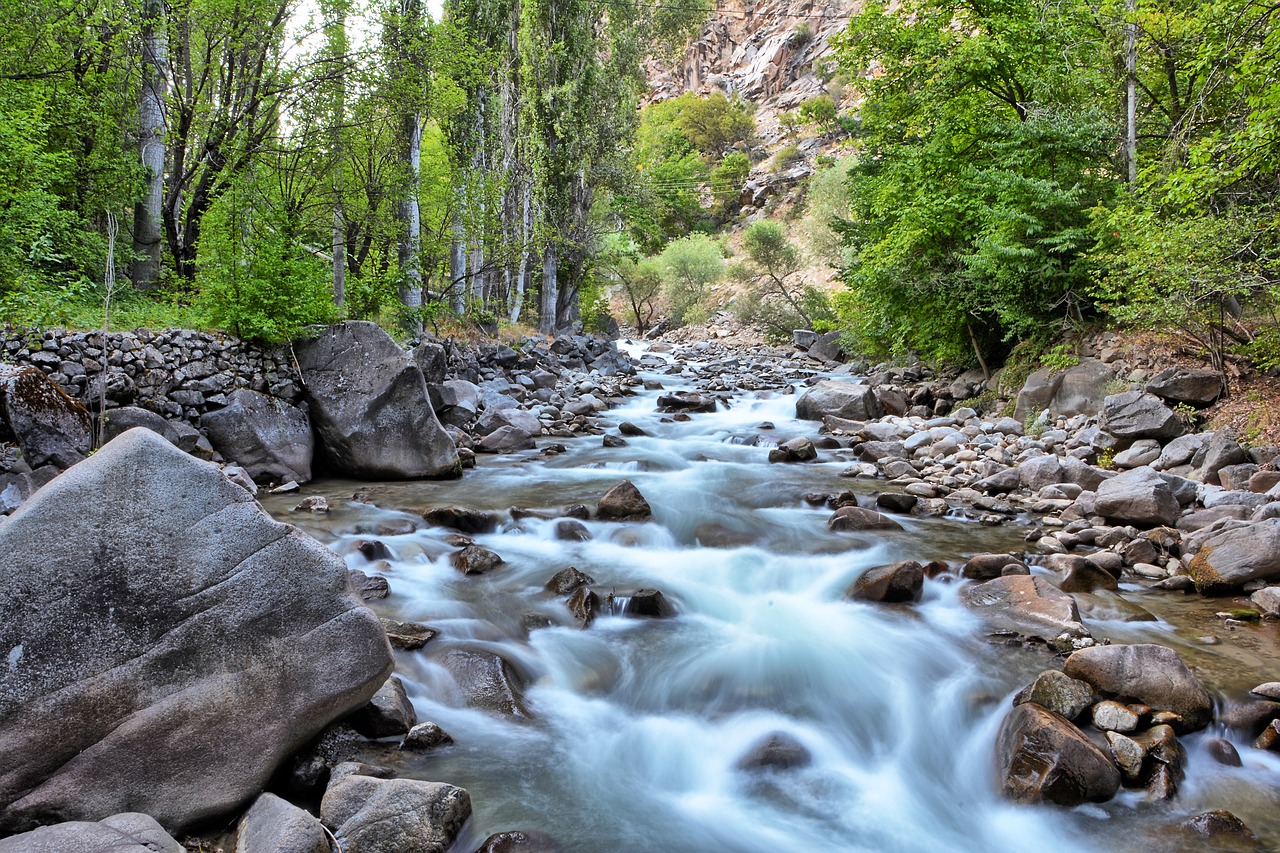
{"left": 262, "top": 345, "right": 1280, "bottom": 853}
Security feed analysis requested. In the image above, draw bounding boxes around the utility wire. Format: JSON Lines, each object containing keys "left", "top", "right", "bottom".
{"left": 604, "top": 0, "right": 856, "bottom": 21}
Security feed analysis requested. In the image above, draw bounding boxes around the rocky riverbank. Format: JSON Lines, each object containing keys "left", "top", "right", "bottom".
{"left": 2, "top": 321, "right": 1279, "bottom": 850}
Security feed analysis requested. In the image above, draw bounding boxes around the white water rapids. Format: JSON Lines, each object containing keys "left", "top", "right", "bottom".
{"left": 267, "top": 346, "right": 1280, "bottom": 853}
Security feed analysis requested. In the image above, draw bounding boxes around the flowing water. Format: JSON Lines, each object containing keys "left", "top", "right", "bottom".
{"left": 263, "top": 347, "right": 1280, "bottom": 853}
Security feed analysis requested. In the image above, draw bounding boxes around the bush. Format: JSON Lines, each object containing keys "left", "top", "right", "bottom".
{"left": 657, "top": 234, "right": 724, "bottom": 324}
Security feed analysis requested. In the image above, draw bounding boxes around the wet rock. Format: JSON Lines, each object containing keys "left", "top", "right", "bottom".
{"left": 768, "top": 436, "right": 817, "bottom": 463}
{"left": 875, "top": 492, "right": 918, "bottom": 513}
{"left": 401, "top": 722, "right": 454, "bottom": 751}
{"left": 474, "top": 830, "right": 563, "bottom": 853}
{"left": 1091, "top": 700, "right": 1140, "bottom": 733}
{"left": 554, "top": 519, "right": 592, "bottom": 542}
{"left": 0, "top": 364, "right": 92, "bottom": 469}
{"left": 320, "top": 774, "right": 471, "bottom": 853}
{"left": 294, "top": 322, "right": 460, "bottom": 479}
{"left": 1219, "top": 700, "right": 1280, "bottom": 737}
{"left": 1059, "top": 561, "right": 1119, "bottom": 593}
{"left": 1187, "top": 519, "right": 1280, "bottom": 594}
{"left": 354, "top": 539, "right": 392, "bottom": 561}
{"left": 996, "top": 703, "right": 1121, "bottom": 805}
{"left": 236, "top": 792, "right": 328, "bottom": 853}
{"left": 1177, "top": 810, "right": 1260, "bottom": 851}
{"left": 1205, "top": 736, "right": 1243, "bottom": 766}
{"left": 596, "top": 480, "right": 652, "bottom": 520}
{"left": 795, "top": 381, "right": 882, "bottom": 422}
{"left": 1094, "top": 467, "right": 1180, "bottom": 527}
{"left": 1013, "top": 671, "right": 1096, "bottom": 721}
{"left": 961, "top": 575, "right": 1089, "bottom": 644}
{"left": 1063, "top": 644, "right": 1213, "bottom": 732}
{"left": 0, "top": 812, "right": 183, "bottom": 853}
{"left": 1250, "top": 682, "right": 1280, "bottom": 700}
{"left": 348, "top": 569, "right": 391, "bottom": 600}
{"left": 618, "top": 421, "right": 647, "bottom": 437}
{"left": 422, "top": 505, "right": 501, "bottom": 534}
{"left": 961, "top": 553, "right": 1025, "bottom": 581}
{"left": 603, "top": 434, "right": 628, "bottom": 448}
{"left": 1255, "top": 719, "right": 1280, "bottom": 750}
{"left": 546, "top": 567, "right": 596, "bottom": 594}
{"left": 200, "top": 389, "right": 313, "bottom": 484}
{"left": 1146, "top": 368, "right": 1224, "bottom": 408}
{"left": 381, "top": 619, "right": 437, "bottom": 650}
{"left": 846, "top": 560, "right": 924, "bottom": 603}
{"left": 735, "top": 732, "right": 812, "bottom": 772}
{"left": 347, "top": 676, "right": 417, "bottom": 739}
{"left": 566, "top": 586, "right": 601, "bottom": 627}
{"left": 1099, "top": 390, "right": 1184, "bottom": 443}
{"left": 0, "top": 429, "right": 392, "bottom": 833}
{"left": 610, "top": 588, "right": 675, "bottom": 618}
{"left": 656, "top": 392, "right": 716, "bottom": 413}
{"left": 442, "top": 649, "right": 530, "bottom": 718}
{"left": 452, "top": 545, "right": 504, "bottom": 576}
{"left": 827, "top": 506, "right": 904, "bottom": 532}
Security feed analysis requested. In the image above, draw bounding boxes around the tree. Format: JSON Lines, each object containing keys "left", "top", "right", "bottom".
{"left": 733, "top": 221, "right": 833, "bottom": 340}
{"left": 657, "top": 234, "right": 724, "bottom": 324}
{"left": 131, "top": 0, "right": 167, "bottom": 289}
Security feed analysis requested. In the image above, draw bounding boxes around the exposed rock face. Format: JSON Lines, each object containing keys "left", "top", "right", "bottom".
{"left": 996, "top": 703, "right": 1121, "bottom": 805}
{"left": 320, "top": 774, "right": 471, "bottom": 853}
{"left": 0, "top": 812, "right": 183, "bottom": 853}
{"left": 795, "top": 381, "right": 882, "bottom": 422}
{"left": 1187, "top": 519, "right": 1280, "bottom": 594}
{"left": 0, "top": 364, "right": 92, "bottom": 469}
{"left": 0, "top": 428, "right": 393, "bottom": 833}
{"left": 960, "top": 575, "right": 1089, "bottom": 644}
{"left": 200, "top": 388, "right": 314, "bottom": 484}
{"left": 1063, "top": 644, "right": 1213, "bottom": 732}
{"left": 1093, "top": 467, "right": 1181, "bottom": 527}
{"left": 294, "top": 321, "right": 460, "bottom": 479}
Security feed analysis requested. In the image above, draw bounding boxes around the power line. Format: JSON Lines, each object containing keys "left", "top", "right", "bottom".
{"left": 607, "top": 0, "right": 856, "bottom": 21}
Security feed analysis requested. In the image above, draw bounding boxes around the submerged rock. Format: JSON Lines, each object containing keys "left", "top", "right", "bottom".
{"left": 735, "top": 732, "right": 812, "bottom": 772}
{"left": 0, "top": 428, "right": 392, "bottom": 833}
{"left": 442, "top": 649, "right": 531, "bottom": 718}
{"left": 474, "top": 830, "right": 563, "bottom": 853}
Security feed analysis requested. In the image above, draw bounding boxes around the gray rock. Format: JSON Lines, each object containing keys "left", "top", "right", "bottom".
{"left": 597, "top": 480, "right": 651, "bottom": 520}
{"left": 0, "top": 365, "right": 91, "bottom": 469}
{"left": 294, "top": 322, "right": 459, "bottom": 479}
{"left": 1091, "top": 700, "right": 1140, "bottom": 733}
{"left": 795, "top": 381, "right": 882, "bottom": 422}
{"left": 1094, "top": 467, "right": 1180, "bottom": 527}
{"left": 0, "top": 812, "right": 182, "bottom": 853}
{"left": 201, "top": 389, "right": 313, "bottom": 484}
{"left": 828, "top": 506, "right": 904, "bottom": 532}
{"left": 1187, "top": 518, "right": 1280, "bottom": 593}
{"left": 1153, "top": 433, "right": 1206, "bottom": 471}
{"left": 1250, "top": 587, "right": 1280, "bottom": 617}
{"left": 1145, "top": 368, "right": 1223, "bottom": 407}
{"left": 236, "top": 793, "right": 328, "bottom": 853}
{"left": 100, "top": 406, "right": 187, "bottom": 450}
{"left": 347, "top": 676, "right": 418, "bottom": 739}
{"left": 1099, "top": 390, "right": 1184, "bottom": 443}
{"left": 1113, "top": 439, "right": 1162, "bottom": 469}
{"left": 960, "top": 575, "right": 1089, "bottom": 643}
{"left": 321, "top": 774, "right": 470, "bottom": 853}
{"left": 1020, "top": 455, "right": 1064, "bottom": 490}
{"left": 442, "top": 649, "right": 530, "bottom": 718}
{"left": 401, "top": 722, "right": 454, "bottom": 751}
{"left": 1063, "top": 644, "right": 1213, "bottom": 732}
{"left": 411, "top": 341, "right": 448, "bottom": 384}
{"left": 1013, "top": 670, "right": 1095, "bottom": 720}
{"left": 477, "top": 426, "right": 537, "bottom": 453}
{"left": 1197, "top": 431, "right": 1249, "bottom": 485}
{"left": 473, "top": 407, "right": 541, "bottom": 438}
{"left": 0, "top": 428, "right": 393, "bottom": 832}
{"left": 996, "top": 703, "right": 1120, "bottom": 805}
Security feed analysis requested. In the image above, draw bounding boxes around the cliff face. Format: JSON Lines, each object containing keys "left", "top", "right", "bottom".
{"left": 647, "top": 0, "right": 860, "bottom": 111}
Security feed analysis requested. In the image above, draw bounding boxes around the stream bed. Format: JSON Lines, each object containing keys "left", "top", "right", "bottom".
{"left": 262, "top": 349, "right": 1280, "bottom": 853}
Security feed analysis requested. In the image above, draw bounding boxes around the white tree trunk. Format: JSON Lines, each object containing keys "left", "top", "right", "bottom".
{"left": 131, "top": 0, "right": 168, "bottom": 290}
{"left": 539, "top": 242, "right": 558, "bottom": 334}
{"left": 398, "top": 111, "right": 423, "bottom": 312}
{"left": 1125, "top": 0, "right": 1138, "bottom": 185}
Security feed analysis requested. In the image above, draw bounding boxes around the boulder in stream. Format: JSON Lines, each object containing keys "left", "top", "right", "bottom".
{"left": 320, "top": 774, "right": 471, "bottom": 853}
{"left": 996, "top": 703, "right": 1121, "bottom": 805}
{"left": 827, "top": 506, "right": 904, "bottom": 532}
{"left": 1063, "top": 644, "right": 1213, "bottom": 732}
{"left": 442, "top": 649, "right": 531, "bottom": 718}
{"left": 294, "top": 321, "right": 460, "bottom": 479}
{"left": 0, "top": 428, "right": 393, "bottom": 833}
{"left": 795, "top": 381, "right": 882, "bottom": 422}
{"left": 596, "top": 480, "right": 652, "bottom": 520}
{"left": 474, "top": 830, "right": 564, "bottom": 853}
{"left": 200, "top": 388, "right": 313, "bottom": 484}
{"left": 960, "top": 575, "right": 1090, "bottom": 645}
{"left": 846, "top": 561, "right": 924, "bottom": 603}
{"left": 1187, "top": 518, "right": 1280, "bottom": 593}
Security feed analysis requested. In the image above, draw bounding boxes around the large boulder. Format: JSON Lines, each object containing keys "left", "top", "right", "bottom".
{"left": 1063, "top": 644, "right": 1213, "bottom": 732}
{"left": 236, "top": 793, "right": 329, "bottom": 853}
{"left": 960, "top": 575, "right": 1089, "bottom": 644}
{"left": 996, "top": 703, "right": 1121, "bottom": 805}
{"left": 0, "top": 365, "right": 91, "bottom": 469}
{"left": 293, "top": 321, "right": 460, "bottom": 479}
{"left": 0, "top": 812, "right": 182, "bottom": 853}
{"left": 1015, "top": 359, "right": 1116, "bottom": 422}
{"left": 1145, "top": 368, "right": 1223, "bottom": 408}
{"left": 1099, "top": 390, "right": 1184, "bottom": 444}
{"left": 1093, "top": 467, "right": 1180, "bottom": 527}
{"left": 1187, "top": 518, "right": 1280, "bottom": 594}
{"left": 201, "top": 389, "right": 314, "bottom": 484}
{"left": 320, "top": 774, "right": 471, "bottom": 853}
{"left": 100, "top": 406, "right": 205, "bottom": 456}
{"left": 0, "top": 428, "right": 394, "bottom": 833}
{"left": 795, "top": 381, "right": 882, "bottom": 422}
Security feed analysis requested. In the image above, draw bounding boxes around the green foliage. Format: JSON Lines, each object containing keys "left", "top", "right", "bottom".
{"left": 773, "top": 144, "right": 805, "bottom": 172}
{"left": 657, "top": 234, "right": 724, "bottom": 324}
{"left": 195, "top": 177, "right": 338, "bottom": 344}
{"left": 733, "top": 220, "right": 834, "bottom": 341}
{"left": 798, "top": 95, "right": 839, "bottom": 133}
{"left": 710, "top": 152, "right": 749, "bottom": 211}
{"left": 1040, "top": 344, "right": 1080, "bottom": 372}
{"left": 799, "top": 157, "right": 855, "bottom": 266}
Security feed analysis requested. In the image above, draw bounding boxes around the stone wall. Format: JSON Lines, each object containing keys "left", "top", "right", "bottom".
{"left": 0, "top": 328, "right": 302, "bottom": 422}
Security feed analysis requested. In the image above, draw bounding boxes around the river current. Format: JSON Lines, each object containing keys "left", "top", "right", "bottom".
{"left": 263, "top": 346, "right": 1280, "bottom": 853}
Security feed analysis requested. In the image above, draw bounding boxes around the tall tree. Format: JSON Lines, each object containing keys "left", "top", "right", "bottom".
{"left": 131, "top": 0, "right": 168, "bottom": 289}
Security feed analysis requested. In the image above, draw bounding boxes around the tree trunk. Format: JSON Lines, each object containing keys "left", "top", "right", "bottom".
{"left": 539, "top": 242, "right": 558, "bottom": 334}
{"left": 398, "top": 111, "right": 423, "bottom": 314}
{"left": 1125, "top": 0, "right": 1137, "bottom": 184}
{"left": 131, "top": 0, "right": 167, "bottom": 290}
